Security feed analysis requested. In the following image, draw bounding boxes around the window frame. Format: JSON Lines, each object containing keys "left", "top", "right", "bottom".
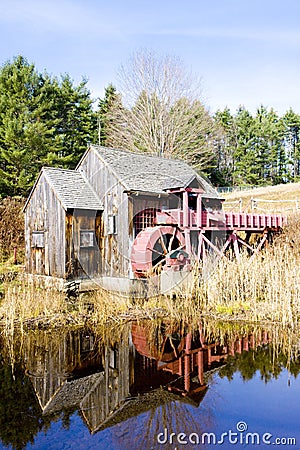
{"left": 80, "top": 230, "right": 96, "bottom": 248}
{"left": 31, "top": 231, "right": 45, "bottom": 248}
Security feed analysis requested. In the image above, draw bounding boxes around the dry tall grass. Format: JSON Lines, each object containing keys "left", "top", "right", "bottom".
{"left": 194, "top": 215, "right": 300, "bottom": 326}
{"left": 0, "top": 282, "right": 65, "bottom": 333}
{"left": 1, "top": 216, "right": 300, "bottom": 330}
{"left": 90, "top": 214, "right": 300, "bottom": 326}
{"left": 223, "top": 182, "right": 300, "bottom": 214}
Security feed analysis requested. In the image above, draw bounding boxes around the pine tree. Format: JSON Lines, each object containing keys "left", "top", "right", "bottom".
{"left": 282, "top": 108, "right": 300, "bottom": 181}
{"left": 253, "top": 106, "right": 287, "bottom": 185}
{"left": 213, "top": 107, "right": 236, "bottom": 185}
{"left": 44, "top": 74, "right": 97, "bottom": 168}
{"left": 0, "top": 56, "right": 98, "bottom": 197}
{"left": 231, "top": 107, "right": 258, "bottom": 185}
{"left": 97, "top": 84, "right": 120, "bottom": 147}
{"left": 0, "top": 56, "right": 58, "bottom": 196}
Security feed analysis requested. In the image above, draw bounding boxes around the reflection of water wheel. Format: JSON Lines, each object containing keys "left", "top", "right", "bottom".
{"left": 131, "top": 226, "right": 186, "bottom": 277}
{"left": 131, "top": 323, "right": 185, "bottom": 362}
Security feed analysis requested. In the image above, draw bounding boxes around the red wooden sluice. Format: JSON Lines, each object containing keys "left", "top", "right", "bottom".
{"left": 156, "top": 208, "right": 286, "bottom": 231}
{"left": 131, "top": 323, "right": 274, "bottom": 401}
{"left": 131, "top": 188, "right": 287, "bottom": 277}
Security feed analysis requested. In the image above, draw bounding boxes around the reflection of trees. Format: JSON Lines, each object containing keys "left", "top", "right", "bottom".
{"left": 0, "top": 355, "right": 52, "bottom": 450}
{"left": 2, "top": 319, "right": 300, "bottom": 450}
{"left": 0, "top": 327, "right": 103, "bottom": 450}
{"left": 218, "top": 345, "right": 300, "bottom": 383}
{"left": 112, "top": 397, "right": 210, "bottom": 450}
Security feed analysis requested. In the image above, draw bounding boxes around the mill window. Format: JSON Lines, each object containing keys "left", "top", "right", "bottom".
{"left": 80, "top": 230, "right": 95, "bottom": 248}
{"left": 107, "top": 215, "right": 117, "bottom": 235}
{"left": 32, "top": 231, "right": 44, "bottom": 248}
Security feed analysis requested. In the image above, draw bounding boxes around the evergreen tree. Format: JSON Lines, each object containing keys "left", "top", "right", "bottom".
{"left": 44, "top": 74, "right": 97, "bottom": 168}
{"left": 253, "top": 106, "right": 285, "bottom": 185}
{"left": 0, "top": 56, "right": 58, "bottom": 196}
{"left": 214, "top": 106, "right": 288, "bottom": 186}
{"left": 282, "top": 108, "right": 300, "bottom": 181}
{"left": 0, "top": 56, "right": 97, "bottom": 197}
{"left": 97, "top": 84, "right": 120, "bottom": 147}
{"left": 232, "top": 107, "right": 258, "bottom": 185}
{"left": 213, "top": 107, "right": 236, "bottom": 185}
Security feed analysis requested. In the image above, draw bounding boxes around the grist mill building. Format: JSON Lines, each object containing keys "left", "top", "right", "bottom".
{"left": 24, "top": 144, "right": 285, "bottom": 295}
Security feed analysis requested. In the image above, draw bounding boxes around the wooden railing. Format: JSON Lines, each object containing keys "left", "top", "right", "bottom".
{"left": 156, "top": 209, "right": 287, "bottom": 230}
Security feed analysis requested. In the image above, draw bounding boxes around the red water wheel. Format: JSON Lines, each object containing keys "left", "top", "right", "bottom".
{"left": 131, "top": 225, "right": 186, "bottom": 277}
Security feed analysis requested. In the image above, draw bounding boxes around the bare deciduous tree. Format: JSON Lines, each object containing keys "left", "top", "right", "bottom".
{"left": 106, "top": 50, "right": 219, "bottom": 169}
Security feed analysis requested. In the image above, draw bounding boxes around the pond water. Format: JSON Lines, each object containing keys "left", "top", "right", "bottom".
{"left": 0, "top": 320, "right": 300, "bottom": 450}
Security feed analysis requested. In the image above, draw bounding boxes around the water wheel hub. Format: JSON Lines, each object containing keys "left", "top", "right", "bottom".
{"left": 131, "top": 226, "right": 186, "bottom": 277}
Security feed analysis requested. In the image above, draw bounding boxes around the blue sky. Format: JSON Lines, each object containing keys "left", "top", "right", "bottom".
{"left": 0, "top": 0, "right": 299, "bottom": 115}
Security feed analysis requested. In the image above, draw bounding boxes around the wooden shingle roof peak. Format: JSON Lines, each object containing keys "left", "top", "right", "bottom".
{"left": 43, "top": 167, "right": 103, "bottom": 210}
{"left": 88, "top": 145, "right": 218, "bottom": 196}
{"left": 23, "top": 167, "right": 103, "bottom": 211}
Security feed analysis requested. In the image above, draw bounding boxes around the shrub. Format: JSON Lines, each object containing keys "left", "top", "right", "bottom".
{"left": 0, "top": 197, "right": 25, "bottom": 262}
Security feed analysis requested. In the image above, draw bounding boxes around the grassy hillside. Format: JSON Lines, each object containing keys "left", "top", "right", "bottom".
{"left": 222, "top": 182, "right": 300, "bottom": 214}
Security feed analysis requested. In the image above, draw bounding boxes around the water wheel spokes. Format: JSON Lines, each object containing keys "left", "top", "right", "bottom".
{"left": 158, "top": 228, "right": 168, "bottom": 255}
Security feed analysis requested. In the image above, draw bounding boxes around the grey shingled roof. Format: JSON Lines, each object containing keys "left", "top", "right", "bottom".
{"left": 91, "top": 145, "right": 217, "bottom": 196}
{"left": 43, "top": 167, "right": 103, "bottom": 210}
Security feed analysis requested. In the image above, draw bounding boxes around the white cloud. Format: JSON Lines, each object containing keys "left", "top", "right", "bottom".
{"left": 0, "top": 0, "right": 123, "bottom": 39}
{"left": 151, "top": 26, "right": 300, "bottom": 47}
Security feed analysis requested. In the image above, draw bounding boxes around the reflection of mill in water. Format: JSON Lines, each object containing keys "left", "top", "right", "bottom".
{"left": 131, "top": 324, "right": 270, "bottom": 402}
{"left": 24, "top": 325, "right": 271, "bottom": 434}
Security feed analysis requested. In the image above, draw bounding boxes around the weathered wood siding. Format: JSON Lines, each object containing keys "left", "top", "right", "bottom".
{"left": 25, "top": 173, "right": 66, "bottom": 277}
{"left": 78, "top": 147, "right": 130, "bottom": 277}
{"left": 23, "top": 329, "right": 102, "bottom": 412}
{"left": 81, "top": 341, "right": 131, "bottom": 433}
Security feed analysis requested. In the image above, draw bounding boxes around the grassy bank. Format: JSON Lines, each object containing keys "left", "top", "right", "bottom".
{"left": 223, "top": 182, "right": 300, "bottom": 213}
{"left": 196, "top": 217, "right": 300, "bottom": 325}
{"left": 1, "top": 182, "right": 300, "bottom": 331}
{"left": 0, "top": 215, "right": 299, "bottom": 331}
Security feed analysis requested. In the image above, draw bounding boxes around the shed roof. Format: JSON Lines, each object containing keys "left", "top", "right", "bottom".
{"left": 43, "top": 167, "right": 103, "bottom": 210}
{"left": 88, "top": 145, "right": 218, "bottom": 196}
{"left": 24, "top": 167, "right": 103, "bottom": 211}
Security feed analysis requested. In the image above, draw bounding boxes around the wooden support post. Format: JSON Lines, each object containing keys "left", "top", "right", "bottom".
{"left": 179, "top": 357, "right": 183, "bottom": 376}
{"left": 236, "top": 235, "right": 256, "bottom": 254}
{"left": 183, "top": 191, "right": 189, "bottom": 227}
{"left": 249, "top": 232, "right": 268, "bottom": 261}
{"left": 250, "top": 334, "right": 255, "bottom": 349}
{"left": 184, "top": 354, "right": 191, "bottom": 392}
{"left": 232, "top": 232, "right": 240, "bottom": 261}
{"left": 198, "top": 350, "right": 204, "bottom": 385}
{"left": 243, "top": 338, "right": 249, "bottom": 352}
{"left": 207, "top": 348, "right": 212, "bottom": 367}
{"left": 236, "top": 338, "right": 242, "bottom": 354}
{"left": 184, "top": 333, "right": 192, "bottom": 392}
{"left": 262, "top": 331, "right": 268, "bottom": 344}
{"left": 202, "top": 239, "right": 206, "bottom": 263}
{"left": 198, "top": 322, "right": 205, "bottom": 346}
{"left": 197, "top": 232, "right": 203, "bottom": 261}
{"left": 185, "top": 229, "right": 191, "bottom": 255}
{"left": 196, "top": 194, "right": 202, "bottom": 227}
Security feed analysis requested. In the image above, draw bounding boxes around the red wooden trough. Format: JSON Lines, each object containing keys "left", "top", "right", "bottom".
{"left": 130, "top": 187, "right": 287, "bottom": 277}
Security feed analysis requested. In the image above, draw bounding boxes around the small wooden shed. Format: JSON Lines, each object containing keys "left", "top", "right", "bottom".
{"left": 24, "top": 167, "right": 103, "bottom": 278}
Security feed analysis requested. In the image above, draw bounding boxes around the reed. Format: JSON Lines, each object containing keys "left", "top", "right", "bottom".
{"left": 0, "top": 216, "right": 299, "bottom": 330}
{"left": 194, "top": 215, "right": 300, "bottom": 326}
{"left": 0, "top": 280, "right": 67, "bottom": 332}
